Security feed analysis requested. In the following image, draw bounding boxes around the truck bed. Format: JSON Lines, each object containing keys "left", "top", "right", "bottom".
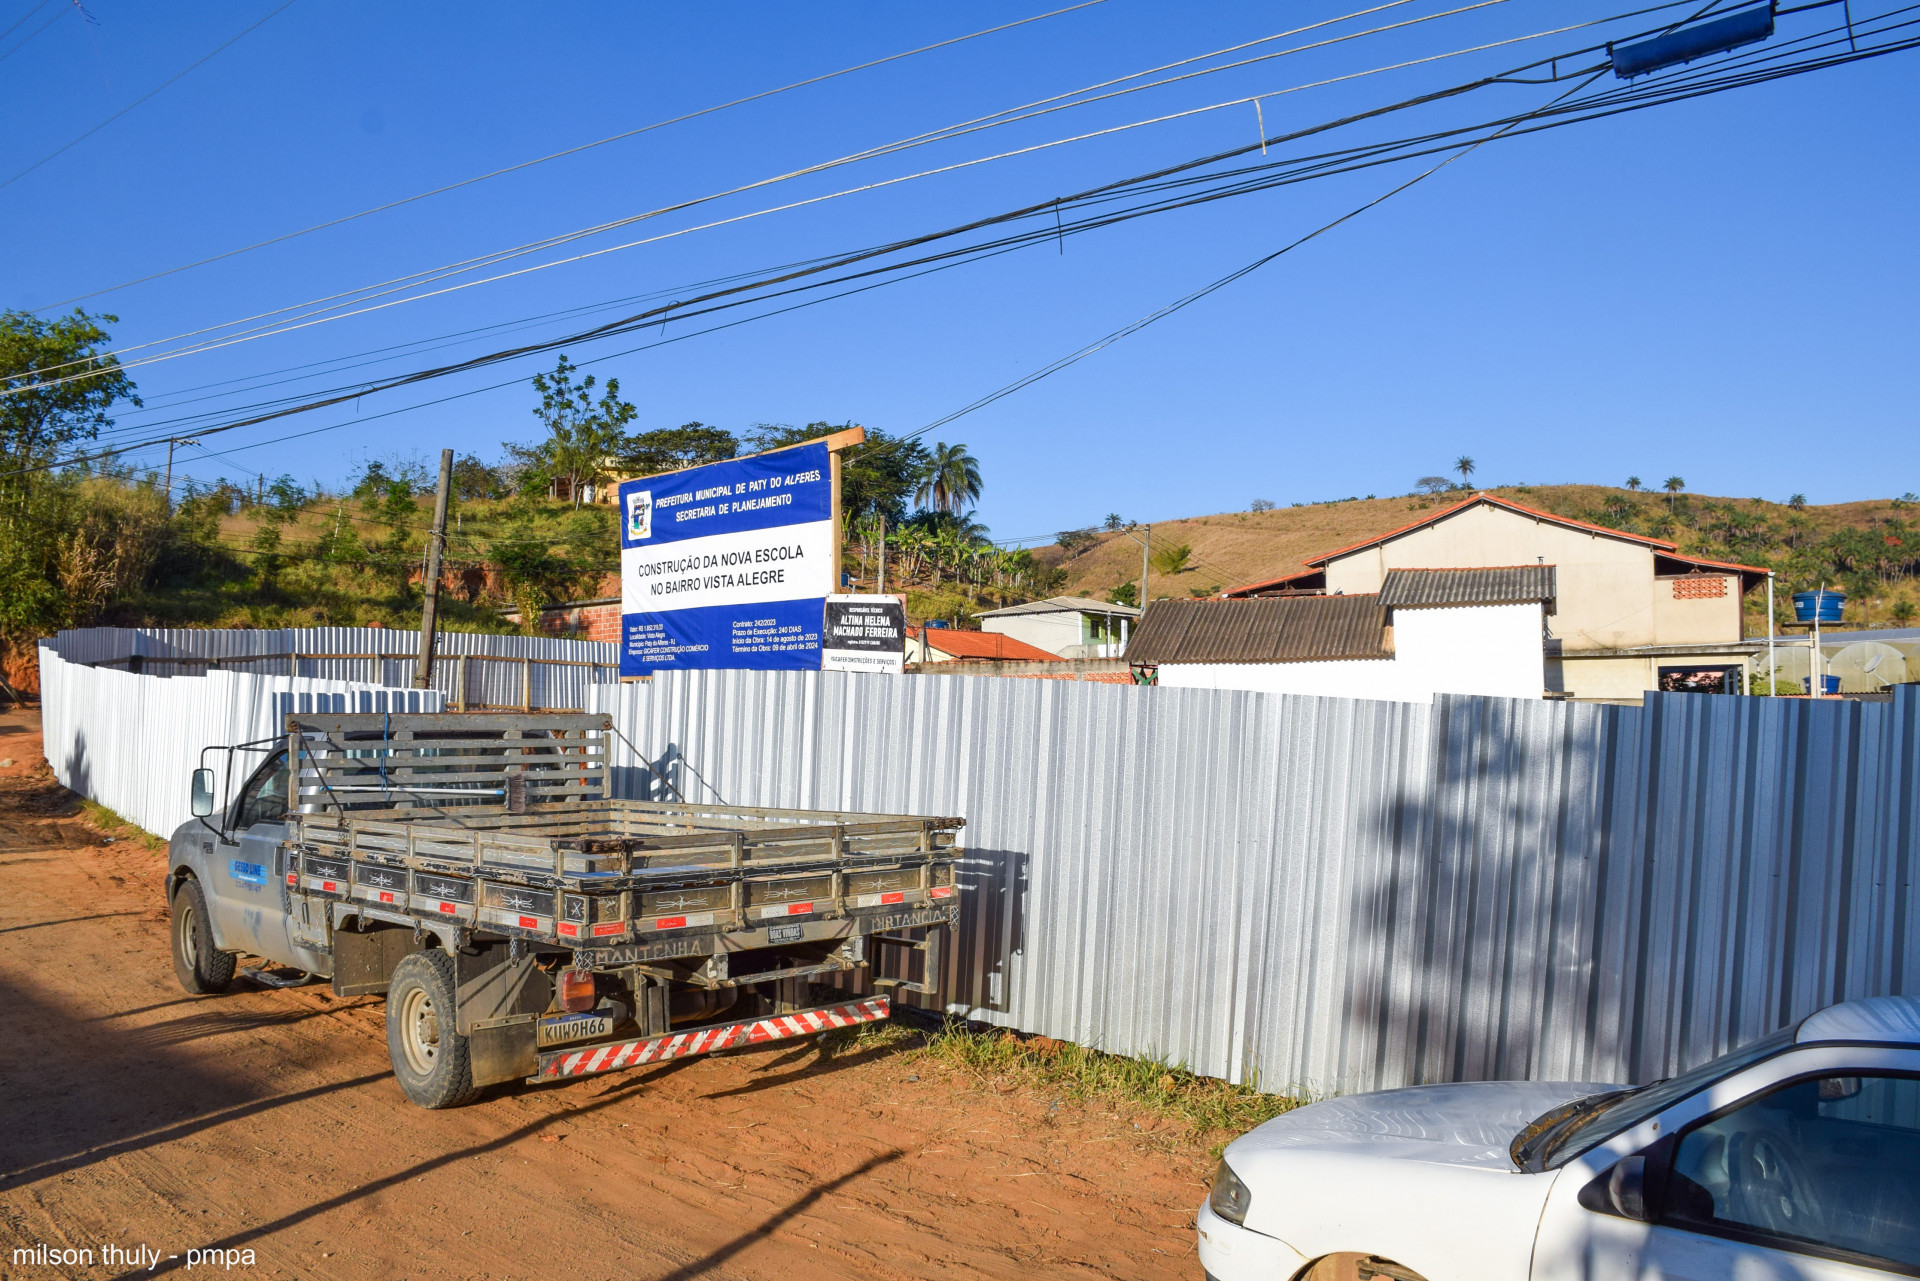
{"left": 286, "top": 713, "right": 962, "bottom": 956}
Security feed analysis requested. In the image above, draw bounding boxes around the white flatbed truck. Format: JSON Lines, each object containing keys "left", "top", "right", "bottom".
{"left": 165, "top": 712, "right": 960, "bottom": 1107}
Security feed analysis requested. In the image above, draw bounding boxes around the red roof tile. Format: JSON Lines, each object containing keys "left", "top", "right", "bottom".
{"left": 909, "top": 627, "right": 1062, "bottom": 662}
{"left": 1305, "top": 493, "right": 1678, "bottom": 566}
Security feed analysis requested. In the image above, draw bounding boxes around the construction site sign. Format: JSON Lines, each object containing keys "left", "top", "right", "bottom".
{"left": 618, "top": 440, "right": 836, "bottom": 675}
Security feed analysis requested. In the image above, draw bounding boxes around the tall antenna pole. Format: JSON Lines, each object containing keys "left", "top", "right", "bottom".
{"left": 414, "top": 448, "right": 454, "bottom": 691}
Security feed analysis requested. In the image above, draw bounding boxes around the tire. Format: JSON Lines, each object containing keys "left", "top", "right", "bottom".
{"left": 385, "top": 950, "right": 476, "bottom": 1109}
{"left": 170, "top": 876, "right": 236, "bottom": 995}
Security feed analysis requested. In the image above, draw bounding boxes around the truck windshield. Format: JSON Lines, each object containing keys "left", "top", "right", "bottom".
{"left": 1520, "top": 1026, "right": 1797, "bottom": 1170}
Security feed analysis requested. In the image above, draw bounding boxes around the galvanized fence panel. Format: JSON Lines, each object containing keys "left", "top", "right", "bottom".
{"left": 38, "top": 640, "right": 440, "bottom": 840}
{"left": 52, "top": 626, "right": 619, "bottom": 710}
{"left": 589, "top": 673, "right": 1920, "bottom": 1096}
{"left": 37, "top": 625, "right": 1918, "bottom": 1097}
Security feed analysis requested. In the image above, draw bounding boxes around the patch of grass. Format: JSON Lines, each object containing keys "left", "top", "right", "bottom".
{"left": 78, "top": 799, "right": 166, "bottom": 852}
{"left": 903, "top": 1017, "right": 1303, "bottom": 1141}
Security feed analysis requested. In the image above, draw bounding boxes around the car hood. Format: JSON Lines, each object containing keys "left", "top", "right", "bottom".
{"left": 1229, "top": 1081, "right": 1621, "bottom": 1171}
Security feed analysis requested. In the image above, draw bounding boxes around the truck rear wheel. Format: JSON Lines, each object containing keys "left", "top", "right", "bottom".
{"left": 385, "top": 950, "right": 476, "bottom": 1108}
{"left": 170, "top": 876, "right": 236, "bottom": 995}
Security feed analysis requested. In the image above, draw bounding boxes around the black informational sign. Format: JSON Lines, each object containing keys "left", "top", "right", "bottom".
{"left": 821, "top": 595, "right": 906, "bottom": 675}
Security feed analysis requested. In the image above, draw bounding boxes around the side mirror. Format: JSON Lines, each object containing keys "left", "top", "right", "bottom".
{"left": 1607, "top": 1155, "right": 1647, "bottom": 1220}
{"left": 1578, "top": 1153, "right": 1649, "bottom": 1220}
{"left": 190, "top": 768, "right": 216, "bottom": 818}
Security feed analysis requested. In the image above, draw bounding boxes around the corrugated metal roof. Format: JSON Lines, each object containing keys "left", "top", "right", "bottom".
{"left": 1125, "top": 596, "right": 1389, "bottom": 665}
{"left": 973, "top": 596, "right": 1142, "bottom": 619}
{"left": 1378, "top": 565, "right": 1557, "bottom": 610}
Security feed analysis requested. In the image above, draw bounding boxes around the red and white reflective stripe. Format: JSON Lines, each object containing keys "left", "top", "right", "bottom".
{"left": 930, "top": 886, "right": 956, "bottom": 899}
{"left": 539, "top": 997, "right": 890, "bottom": 1080}
{"left": 751, "top": 902, "right": 814, "bottom": 920}
{"left": 643, "top": 911, "right": 714, "bottom": 932}
{"left": 851, "top": 890, "right": 908, "bottom": 908}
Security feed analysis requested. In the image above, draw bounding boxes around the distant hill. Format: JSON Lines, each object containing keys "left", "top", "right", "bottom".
{"left": 1038, "top": 485, "right": 1920, "bottom": 630}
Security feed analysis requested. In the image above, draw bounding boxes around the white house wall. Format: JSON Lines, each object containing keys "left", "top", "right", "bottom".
{"left": 1157, "top": 603, "right": 1544, "bottom": 704}
{"left": 982, "top": 612, "right": 1084, "bottom": 656}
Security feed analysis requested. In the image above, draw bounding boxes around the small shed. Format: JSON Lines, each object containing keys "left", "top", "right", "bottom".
{"left": 974, "top": 597, "right": 1143, "bottom": 658}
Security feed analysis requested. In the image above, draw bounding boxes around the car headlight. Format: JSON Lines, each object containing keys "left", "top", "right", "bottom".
{"left": 1208, "top": 1158, "right": 1252, "bottom": 1226}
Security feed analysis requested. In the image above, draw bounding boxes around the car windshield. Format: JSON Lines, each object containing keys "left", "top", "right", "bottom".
{"left": 1525, "top": 1026, "right": 1797, "bottom": 1170}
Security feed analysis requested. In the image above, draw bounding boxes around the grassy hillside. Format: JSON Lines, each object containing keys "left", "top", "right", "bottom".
{"left": 1042, "top": 485, "right": 1920, "bottom": 631}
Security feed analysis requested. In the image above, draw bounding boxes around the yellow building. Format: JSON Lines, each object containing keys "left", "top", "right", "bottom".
{"left": 1226, "top": 493, "right": 1770, "bottom": 703}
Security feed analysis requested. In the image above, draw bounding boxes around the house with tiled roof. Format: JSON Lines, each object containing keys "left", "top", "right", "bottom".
{"left": 1218, "top": 492, "right": 1768, "bottom": 702}
{"left": 905, "top": 626, "right": 1063, "bottom": 665}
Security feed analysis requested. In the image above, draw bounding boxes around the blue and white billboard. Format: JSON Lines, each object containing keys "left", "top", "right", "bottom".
{"left": 617, "top": 441, "right": 834, "bottom": 676}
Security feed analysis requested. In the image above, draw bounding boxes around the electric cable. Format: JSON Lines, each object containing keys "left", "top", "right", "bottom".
{"left": 19, "top": 0, "right": 1537, "bottom": 381}
{"left": 34, "top": 0, "right": 1117, "bottom": 309}
{"left": 0, "top": 0, "right": 298, "bottom": 191}
{"left": 18, "top": 3, "right": 1915, "bottom": 481}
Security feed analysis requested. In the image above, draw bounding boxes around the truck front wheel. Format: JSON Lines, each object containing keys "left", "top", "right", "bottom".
{"left": 385, "top": 950, "right": 476, "bottom": 1108}
{"left": 170, "top": 876, "right": 236, "bottom": 995}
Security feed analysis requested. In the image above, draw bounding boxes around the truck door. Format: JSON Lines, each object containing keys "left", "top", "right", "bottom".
{"left": 208, "top": 749, "right": 303, "bottom": 967}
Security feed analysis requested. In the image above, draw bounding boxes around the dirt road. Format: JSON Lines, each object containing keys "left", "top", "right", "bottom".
{"left": 0, "top": 709, "right": 1208, "bottom": 1281}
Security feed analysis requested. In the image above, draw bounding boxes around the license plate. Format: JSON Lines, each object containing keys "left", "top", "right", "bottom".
{"left": 536, "top": 1013, "right": 614, "bottom": 1048}
{"left": 767, "top": 923, "right": 804, "bottom": 944}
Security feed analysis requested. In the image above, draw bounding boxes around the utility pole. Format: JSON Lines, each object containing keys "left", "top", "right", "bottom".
{"left": 1120, "top": 522, "right": 1151, "bottom": 612}
{"left": 877, "top": 514, "right": 887, "bottom": 595}
{"left": 1139, "top": 522, "right": 1150, "bottom": 612}
{"left": 162, "top": 436, "right": 198, "bottom": 514}
{"left": 414, "top": 448, "right": 454, "bottom": 690}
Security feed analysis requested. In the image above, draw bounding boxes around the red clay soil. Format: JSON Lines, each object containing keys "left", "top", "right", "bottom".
{"left": 0, "top": 708, "right": 1210, "bottom": 1281}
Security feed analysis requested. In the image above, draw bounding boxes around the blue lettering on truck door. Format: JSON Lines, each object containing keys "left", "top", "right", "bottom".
{"left": 228, "top": 859, "right": 267, "bottom": 888}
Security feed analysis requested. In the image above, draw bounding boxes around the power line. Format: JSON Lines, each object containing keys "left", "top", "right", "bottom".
{"left": 0, "top": 0, "right": 67, "bottom": 63}
{"left": 0, "top": 0, "right": 57, "bottom": 44}
{"left": 18, "top": 3, "right": 1916, "bottom": 482}
{"left": 30, "top": 0, "right": 1115, "bottom": 309}
{"left": 0, "top": 0, "right": 298, "bottom": 191}
{"left": 18, "top": 0, "right": 1530, "bottom": 385}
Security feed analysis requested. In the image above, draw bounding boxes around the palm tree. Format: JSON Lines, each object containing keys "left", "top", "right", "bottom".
{"left": 915, "top": 442, "right": 982, "bottom": 515}
{"left": 1626, "top": 476, "right": 1642, "bottom": 492}
{"left": 1454, "top": 456, "right": 1476, "bottom": 487}
{"left": 1788, "top": 493, "right": 1807, "bottom": 511}
{"left": 1664, "top": 476, "right": 1686, "bottom": 508}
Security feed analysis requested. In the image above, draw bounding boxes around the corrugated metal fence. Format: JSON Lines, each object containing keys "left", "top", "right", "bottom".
{"left": 38, "top": 640, "right": 441, "bottom": 840}
{"left": 589, "top": 672, "right": 1919, "bottom": 1095}
{"left": 36, "top": 627, "right": 1918, "bottom": 1096}
{"left": 53, "top": 626, "right": 619, "bottom": 711}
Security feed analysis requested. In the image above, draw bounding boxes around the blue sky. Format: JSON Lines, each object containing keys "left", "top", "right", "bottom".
{"left": 4, "top": 0, "right": 1916, "bottom": 543}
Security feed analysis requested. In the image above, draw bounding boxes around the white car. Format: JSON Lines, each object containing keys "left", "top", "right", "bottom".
{"left": 1197, "top": 995, "right": 1920, "bottom": 1280}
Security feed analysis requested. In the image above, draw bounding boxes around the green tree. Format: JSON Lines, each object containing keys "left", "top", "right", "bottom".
{"left": 451, "top": 454, "right": 509, "bottom": 501}
{"left": 0, "top": 310, "right": 143, "bottom": 647}
{"left": 1106, "top": 581, "right": 1138, "bottom": 608}
{"left": 0, "top": 309, "right": 139, "bottom": 501}
{"left": 1454, "top": 455, "right": 1476, "bottom": 487}
{"left": 745, "top": 422, "right": 931, "bottom": 527}
{"left": 915, "top": 441, "right": 982, "bottom": 516}
{"left": 617, "top": 423, "right": 737, "bottom": 477}
{"left": 1626, "top": 476, "right": 1642, "bottom": 491}
{"left": 1664, "top": 475, "right": 1686, "bottom": 508}
{"left": 1788, "top": 492, "right": 1807, "bottom": 510}
{"left": 1150, "top": 542, "right": 1192, "bottom": 575}
{"left": 508, "top": 356, "right": 638, "bottom": 507}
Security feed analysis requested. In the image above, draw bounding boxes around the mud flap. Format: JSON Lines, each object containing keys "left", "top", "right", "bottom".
{"left": 469, "top": 1016, "right": 539, "bottom": 1087}
{"left": 331, "top": 924, "right": 415, "bottom": 996}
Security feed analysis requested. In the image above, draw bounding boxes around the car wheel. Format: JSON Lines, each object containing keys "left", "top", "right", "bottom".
{"left": 385, "top": 949, "right": 476, "bottom": 1109}
{"left": 170, "top": 876, "right": 236, "bottom": 995}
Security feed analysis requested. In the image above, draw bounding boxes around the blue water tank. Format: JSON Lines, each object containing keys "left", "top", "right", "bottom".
{"left": 1804, "top": 675, "right": 1841, "bottom": 696}
{"left": 1792, "top": 590, "right": 1846, "bottom": 624}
